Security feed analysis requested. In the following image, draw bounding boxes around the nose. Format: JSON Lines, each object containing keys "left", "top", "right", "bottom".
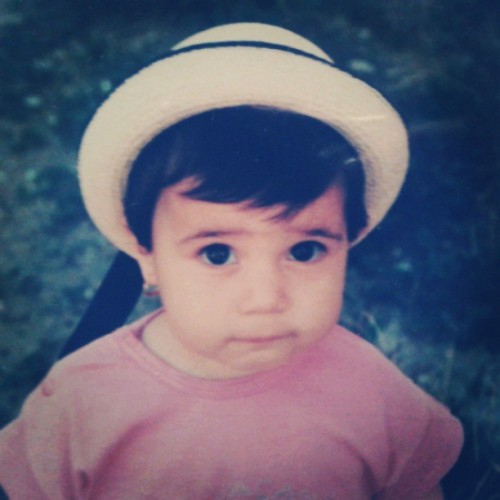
{"left": 238, "top": 261, "right": 290, "bottom": 315}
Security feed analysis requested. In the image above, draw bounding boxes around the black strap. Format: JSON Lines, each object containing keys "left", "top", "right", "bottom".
{"left": 58, "top": 251, "right": 143, "bottom": 358}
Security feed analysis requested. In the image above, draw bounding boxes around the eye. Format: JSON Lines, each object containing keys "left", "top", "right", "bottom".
{"left": 288, "top": 241, "right": 327, "bottom": 263}
{"left": 200, "top": 243, "right": 236, "bottom": 266}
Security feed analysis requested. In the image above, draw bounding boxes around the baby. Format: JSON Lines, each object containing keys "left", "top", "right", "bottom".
{"left": 0, "top": 23, "right": 462, "bottom": 499}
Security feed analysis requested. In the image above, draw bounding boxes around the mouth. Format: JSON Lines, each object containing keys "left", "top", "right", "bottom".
{"left": 232, "top": 332, "right": 296, "bottom": 344}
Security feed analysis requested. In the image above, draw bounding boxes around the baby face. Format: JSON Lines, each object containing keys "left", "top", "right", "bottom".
{"left": 136, "top": 179, "right": 349, "bottom": 379}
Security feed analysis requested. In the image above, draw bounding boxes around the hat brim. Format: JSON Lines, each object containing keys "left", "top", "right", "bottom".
{"left": 78, "top": 41, "right": 408, "bottom": 257}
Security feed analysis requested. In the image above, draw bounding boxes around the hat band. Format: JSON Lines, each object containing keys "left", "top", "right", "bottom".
{"left": 161, "top": 40, "right": 334, "bottom": 68}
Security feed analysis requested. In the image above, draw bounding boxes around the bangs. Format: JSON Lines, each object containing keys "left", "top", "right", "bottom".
{"left": 171, "top": 106, "right": 353, "bottom": 215}
{"left": 125, "top": 106, "right": 366, "bottom": 248}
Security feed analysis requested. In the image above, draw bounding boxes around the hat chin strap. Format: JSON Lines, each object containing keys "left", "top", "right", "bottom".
{"left": 58, "top": 252, "right": 143, "bottom": 358}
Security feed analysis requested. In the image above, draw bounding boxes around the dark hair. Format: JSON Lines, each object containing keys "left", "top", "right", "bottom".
{"left": 125, "top": 106, "right": 367, "bottom": 248}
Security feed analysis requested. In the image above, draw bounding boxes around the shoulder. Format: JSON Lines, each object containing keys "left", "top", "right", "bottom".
{"left": 0, "top": 311, "right": 163, "bottom": 498}
{"left": 319, "top": 326, "right": 463, "bottom": 498}
{"left": 321, "top": 326, "right": 425, "bottom": 393}
{"left": 320, "top": 325, "right": 460, "bottom": 422}
{"left": 316, "top": 324, "right": 408, "bottom": 383}
{"left": 1, "top": 311, "right": 166, "bottom": 452}
{"left": 54, "top": 310, "right": 161, "bottom": 378}
{"left": 317, "top": 325, "right": 463, "bottom": 448}
{"left": 25, "top": 311, "right": 163, "bottom": 413}
{"left": 48, "top": 325, "right": 130, "bottom": 390}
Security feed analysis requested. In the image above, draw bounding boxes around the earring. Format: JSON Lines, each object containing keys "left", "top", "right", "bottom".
{"left": 143, "top": 282, "right": 159, "bottom": 297}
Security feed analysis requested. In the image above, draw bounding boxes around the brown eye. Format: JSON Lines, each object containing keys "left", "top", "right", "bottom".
{"left": 200, "top": 244, "right": 236, "bottom": 266}
{"left": 289, "top": 241, "right": 327, "bottom": 263}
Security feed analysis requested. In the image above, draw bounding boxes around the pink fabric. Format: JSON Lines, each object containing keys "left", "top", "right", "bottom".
{"left": 0, "top": 311, "right": 463, "bottom": 499}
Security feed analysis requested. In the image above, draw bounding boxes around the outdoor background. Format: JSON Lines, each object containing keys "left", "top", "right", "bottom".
{"left": 0, "top": 0, "right": 498, "bottom": 498}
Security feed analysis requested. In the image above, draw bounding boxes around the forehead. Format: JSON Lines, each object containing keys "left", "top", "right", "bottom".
{"left": 154, "top": 180, "right": 346, "bottom": 235}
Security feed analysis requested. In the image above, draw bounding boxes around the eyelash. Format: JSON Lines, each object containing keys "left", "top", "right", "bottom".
{"left": 198, "top": 240, "right": 328, "bottom": 267}
{"left": 199, "top": 243, "right": 236, "bottom": 266}
{"left": 288, "top": 240, "right": 327, "bottom": 263}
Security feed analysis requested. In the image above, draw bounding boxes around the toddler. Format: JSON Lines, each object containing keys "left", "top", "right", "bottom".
{"left": 0, "top": 23, "right": 462, "bottom": 499}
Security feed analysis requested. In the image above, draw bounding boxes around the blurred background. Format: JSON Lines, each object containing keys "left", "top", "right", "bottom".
{"left": 0, "top": 0, "right": 498, "bottom": 497}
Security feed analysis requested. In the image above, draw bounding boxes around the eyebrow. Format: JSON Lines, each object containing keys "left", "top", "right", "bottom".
{"left": 180, "top": 227, "right": 344, "bottom": 244}
{"left": 303, "top": 228, "right": 344, "bottom": 241}
{"left": 180, "top": 230, "right": 245, "bottom": 244}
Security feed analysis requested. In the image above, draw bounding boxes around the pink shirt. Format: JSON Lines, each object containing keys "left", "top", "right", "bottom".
{"left": 0, "top": 311, "right": 463, "bottom": 499}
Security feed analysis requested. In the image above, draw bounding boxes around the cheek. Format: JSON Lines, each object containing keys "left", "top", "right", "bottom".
{"left": 156, "top": 265, "right": 231, "bottom": 314}
{"left": 294, "top": 268, "right": 346, "bottom": 320}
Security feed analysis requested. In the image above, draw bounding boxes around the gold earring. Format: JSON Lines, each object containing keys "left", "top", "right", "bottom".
{"left": 143, "top": 282, "right": 159, "bottom": 297}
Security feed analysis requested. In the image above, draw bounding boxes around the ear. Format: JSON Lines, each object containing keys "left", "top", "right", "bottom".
{"left": 134, "top": 246, "right": 159, "bottom": 286}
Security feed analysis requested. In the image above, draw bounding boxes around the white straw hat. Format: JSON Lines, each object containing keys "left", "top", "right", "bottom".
{"left": 78, "top": 22, "right": 409, "bottom": 257}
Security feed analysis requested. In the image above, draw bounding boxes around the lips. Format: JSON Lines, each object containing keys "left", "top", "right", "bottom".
{"left": 232, "top": 332, "right": 295, "bottom": 344}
